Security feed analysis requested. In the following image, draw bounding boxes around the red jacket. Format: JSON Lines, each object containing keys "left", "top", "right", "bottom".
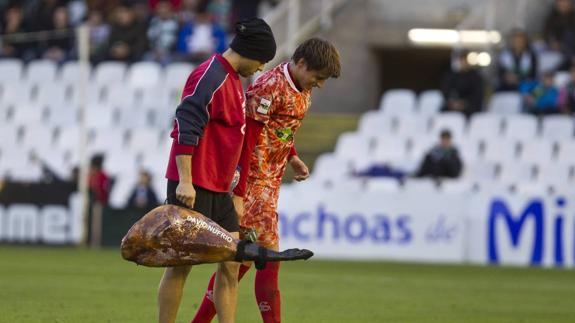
{"left": 165, "top": 54, "right": 246, "bottom": 193}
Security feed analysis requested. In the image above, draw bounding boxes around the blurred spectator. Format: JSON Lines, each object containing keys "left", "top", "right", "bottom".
{"left": 497, "top": 29, "right": 538, "bottom": 91}
{"left": 230, "top": 0, "right": 261, "bottom": 24}
{"left": 25, "top": 0, "right": 62, "bottom": 32}
{"left": 440, "top": 50, "right": 484, "bottom": 118}
{"left": 149, "top": 0, "right": 182, "bottom": 11}
{"left": 415, "top": 130, "right": 462, "bottom": 179}
{"left": 146, "top": 0, "right": 178, "bottom": 64}
{"left": 175, "top": 7, "right": 226, "bottom": 63}
{"left": 177, "top": 0, "right": 201, "bottom": 24}
{"left": 0, "top": 5, "right": 32, "bottom": 59}
{"left": 558, "top": 65, "right": 575, "bottom": 114}
{"left": 208, "top": 0, "right": 231, "bottom": 32}
{"left": 89, "top": 154, "right": 111, "bottom": 206}
{"left": 87, "top": 10, "right": 110, "bottom": 63}
{"left": 127, "top": 170, "right": 159, "bottom": 212}
{"left": 544, "top": 0, "right": 575, "bottom": 56}
{"left": 520, "top": 72, "right": 560, "bottom": 116}
{"left": 106, "top": 5, "right": 147, "bottom": 62}
{"left": 42, "top": 6, "right": 74, "bottom": 63}
{"left": 86, "top": 0, "right": 121, "bottom": 21}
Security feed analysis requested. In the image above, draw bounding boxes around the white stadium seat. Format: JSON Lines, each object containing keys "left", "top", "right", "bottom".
{"left": 310, "top": 153, "right": 353, "bottom": 181}
{"left": 59, "top": 61, "right": 91, "bottom": 84}
{"left": 488, "top": 92, "right": 522, "bottom": 114}
{"left": 379, "top": 89, "right": 417, "bottom": 115}
{"left": 417, "top": 90, "right": 444, "bottom": 115}
{"left": 334, "top": 132, "right": 373, "bottom": 160}
{"left": 518, "top": 139, "right": 555, "bottom": 164}
{"left": 93, "top": 62, "right": 127, "bottom": 85}
{"left": 502, "top": 114, "right": 538, "bottom": 140}
{"left": 481, "top": 139, "right": 518, "bottom": 163}
{"left": 536, "top": 163, "right": 573, "bottom": 185}
{"left": 467, "top": 113, "right": 503, "bottom": 141}
{"left": 372, "top": 135, "right": 407, "bottom": 163}
{"left": 127, "top": 128, "right": 162, "bottom": 152}
{"left": 541, "top": 115, "right": 574, "bottom": 140}
{"left": 462, "top": 160, "right": 498, "bottom": 181}
{"left": 430, "top": 112, "right": 466, "bottom": 140}
{"left": 25, "top": 60, "right": 57, "bottom": 84}
{"left": 394, "top": 114, "right": 430, "bottom": 137}
{"left": 0, "top": 59, "right": 23, "bottom": 82}
{"left": 163, "top": 62, "right": 195, "bottom": 90}
{"left": 556, "top": 140, "right": 575, "bottom": 163}
{"left": 127, "top": 62, "right": 162, "bottom": 89}
{"left": 364, "top": 178, "right": 401, "bottom": 193}
{"left": 498, "top": 162, "right": 536, "bottom": 183}
{"left": 357, "top": 111, "right": 394, "bottom": 137}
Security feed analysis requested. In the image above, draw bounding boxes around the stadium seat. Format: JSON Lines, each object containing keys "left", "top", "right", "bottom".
{"left": 69, "top": 83, "right": 103, "bottom": 105}
{"left": 541, "top": 115, "right": 574, "bottom": 140}
{"left": 556, "top": 140, "right": 575, "bottom": 163}
{"left": 429, "top": 112, "right": 466, "bottom": 139}
{"left": 46, "top": 104, "right": 79, "bottom": 126}
{"left": 462, "top": 160, "right": 498, "bottom": 182}
{"left": 32, "top": 83, "right": 69, "bottom": 107}
{"left": 109, "top": 172, "right": 138, "bottom": 209}
{"left": 467, "top": 113, "right": 504, "bottom": 141}
{"left": 379, "top": 89, "right": 417, "bottom": 115}
{"left": 89, "top": 128, "right": 127, "bottom": 153}
{"left": 481, "top": 139, "right": 518, "bottom": 163}
{"left": 394, "top": 114, "right": 430, "bottom": 137}
{"left": 0, "top": 59, "right": 23, "bottom": 83}
{"left": 364, "top": 177, "right": 401, "bottom": 193}
{"left": 536, "top": 163, "right": 573, "bottom": 185}
{"left": 126, "top": 128, "right": 162, "bottom": 153}
{"left": 83, "top": 105, "right": 116, "bottom": 129}
{"left": 402, "top": 178, "right": 438, "bottom": 194}
{"left": 417, "top": 90, "right": 444, "bottom": 115}
{"left": 513, "top": 183, "right": 548, "bottom": 196}
{"left": 405, "top": 135, "right": 435, "bottom": 161}
{"left": 502, "top": 114, "right": 538, "bottom": 140}
{"left": 537, "top": 51, "right": 564, "bottom": 75}
{"left": 0, "top": 124, "right": 21, "bottom": 149}
{"left": 139, "top": 152, "right": 169, "bottom": 178}
{"left": 54, "top": 126, "right": 81, "bottom": 151}
{"left": 93, "top": 61, "right": 127, "bottom": 85}
{"left": 117, "top": 107, "right": 153, "bottom": 129}
{"left": 59, "top": 61, "right": 91, "bottom": 84}
{"left": 334, "top": 132, "right": 373, "bottom": 160}
{"left": 1, "top": 81, "right": 33, "bottom": 104}
{"left": 440, "top": 179, "right": 473, "bottom": 194}
{"left": 10, "top": 104, "right": 47, "bottom": 124}
{"left": 21, "top": 125, "right": 56, "bottom": 150}
{"left": 488, "top": 92, "right": 522, "bottom": 114}
{"left": 127, "top": 62, "right": 162, "bottom": 89}
{"left": 372, "top": 135, "right": 407, "bottom": 163}
{"left": 518, "top": 139, "right": 555, "bottom": 164}
{"left": 103, "top": 149, "right": 138, "bottom": 177}
{"left": 25, "top": 60, "right": 57, "bottom": 84}
{"left": 163, "top": 62, "right": 195, "bottom": 90}
{"left": 357, "top": 111, "right": 394, "bottom": 137}
{"left": 554, "top": 71, "right": 571, "bottom": 88}
{"left": 136, "top": 86, "right": 169, "bottom": 108}
{"left": 499, "top": 162, "right": 536, "bottom": 183}
{"left": 456, "top": 137, "right": 482, "bottom": 163}
{"left": 101, "top": 83, "right": 137, "bottom": 109}
{"left": 310, "top": 153, "right": 353, "bottom": 181}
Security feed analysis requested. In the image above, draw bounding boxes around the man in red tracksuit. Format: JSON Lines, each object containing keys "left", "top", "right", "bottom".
{"left": 159, "top": 18, "right": 276, "bottom": 323}
{"left": 191, "top": 38, "right": 341, "bottom": 323}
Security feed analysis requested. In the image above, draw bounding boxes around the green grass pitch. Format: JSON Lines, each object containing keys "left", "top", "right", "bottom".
{"left": 1, "top": 246, "right": 574, "bottom": 323}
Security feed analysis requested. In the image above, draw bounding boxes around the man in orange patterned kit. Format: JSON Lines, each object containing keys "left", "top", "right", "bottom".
{"left": 191, "top": 38, "right": 341, "bottom": 323}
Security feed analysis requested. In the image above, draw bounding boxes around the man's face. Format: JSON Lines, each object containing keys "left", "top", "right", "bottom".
{"left": 237, "top": 58, "right": 265, "bottom": 78}
{"left": 294, "top": 59, "right": 330, "bottom": 91}
{"left": 440, "top": 136, "right": 452, "bottom": 148}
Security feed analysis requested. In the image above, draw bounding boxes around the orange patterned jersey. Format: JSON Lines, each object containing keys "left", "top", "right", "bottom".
{"left": 245, "top": 62, "right": 311, "bottom": 188}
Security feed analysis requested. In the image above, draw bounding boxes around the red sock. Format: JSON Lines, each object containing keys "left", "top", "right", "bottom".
{"left": 191, "top": 264, "right": 251, "bottom": 323}
{"left": 255, "top": 262, "right": 281, "bottom": 323}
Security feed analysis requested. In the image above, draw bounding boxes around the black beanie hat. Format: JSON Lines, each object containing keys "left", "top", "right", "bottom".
{"left": 229, "top": 18, "right": 276, "bottom": 63}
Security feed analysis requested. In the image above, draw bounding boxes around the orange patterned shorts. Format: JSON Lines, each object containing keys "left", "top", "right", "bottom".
{"left": 240, "top": 183, "right": 280, "bottom": 247}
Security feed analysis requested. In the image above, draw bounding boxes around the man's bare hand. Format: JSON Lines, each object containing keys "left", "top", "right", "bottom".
{"left": 176, "top": 182, "right": 196, "bottom": 208}
{"left": 290, "top": 155, "right": 310, "bottom": 181}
